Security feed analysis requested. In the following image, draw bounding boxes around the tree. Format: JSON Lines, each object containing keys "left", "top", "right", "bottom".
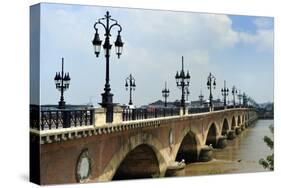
{"left": 259, "top": 125, "right": 274, "bottom": 170}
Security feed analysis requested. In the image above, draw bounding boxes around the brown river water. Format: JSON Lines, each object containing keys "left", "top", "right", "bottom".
{"left": 170, "top": 119, "right": 274, "bottom": 177}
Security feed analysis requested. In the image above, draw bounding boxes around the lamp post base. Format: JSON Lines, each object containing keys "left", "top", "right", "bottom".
{"left": 100, "top": 92, "right": 113, "bottom": 108}
{"left": 100, "top": 92, "right": 114, "bottom": 123}
{"left": 58, "top": 101, "right": 65, "bottom": 109}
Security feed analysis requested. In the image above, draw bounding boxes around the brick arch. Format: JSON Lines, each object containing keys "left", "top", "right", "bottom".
{"left": 205, "top": 122, "right": 220, "bottom": 147}
{"left": 98, "top": 133, "right": 167, "bottom": 181}
{"left": 112, "top": 144, "right": 160, "bottom": 180}
{"left": 231, "top": 116, "right": 236, "bottom": 129}
{"left": 175, "top": 131, "right": 199, "bottom": 163}
{"left": 221, "top": 118, "right": 230, "bottom": 135}
{"left": 237, "top": 115, "right": 241, "bottom": 127}
{"left": 173, "top": 126, "right": 202, "bottom": 163}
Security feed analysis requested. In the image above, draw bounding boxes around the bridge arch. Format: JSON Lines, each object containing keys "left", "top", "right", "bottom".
{"left": 205, "top": 123, "right": 219, "bottom": 147}
{"left": 238, "top": 115, "right": 241, "bottom": 127}
{"left": 99, "top": 134, "right": 167, "bottom": 181}
{"left": 231, "top": 116, "right": 236, "bottom": 129}
{"left": 175, "top": 131, "right": 198, "bottom": 163}
{"left": 221, "top": 118, "right": 229, "bottom": 136}
{"left": 112, "top": 144, "right": 160, "bottom": 180}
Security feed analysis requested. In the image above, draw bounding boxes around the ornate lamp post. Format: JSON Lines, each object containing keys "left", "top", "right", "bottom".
{"left": 199, "top": 90, "right": 204, "bottom": 106}
{"left": 162, "top": 82, "right": 170, "bottom": 107}
{"left": 206, "top": 73, "right": 216, "bottom": 111}
{"left": 125, "top": 74, "right": 136, "bottom": 105}
{"left": 54, "top": 58, "right": 71, "bottom": 109}
{"left": 231, "top": 86, "right": 238, "bottom": 108}
{"left": 92, "top": 11, "right": 123, "bottom": 122}
{"left": 221, "top": 80, "right": 229, "bottom": 109}
{"left": 243, "top": 92, "right": 248, "bottom": 107}
{"left": 237, "top": 90, "right": 243, "bottom": 107}
{"left": 186, "top": 87, "right": 190, "bottom": 105}
{"left": 175, "top": 56, "right": 190, "bottom": 115}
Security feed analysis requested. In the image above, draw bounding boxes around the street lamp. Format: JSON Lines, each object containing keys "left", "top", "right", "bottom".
{"left": 206, "top": 72, "right": 216, "bottom": 111}
{"left": 54, "top": 57, "right": 71, "bottom": 109}
{"left": 92, "top": 11, "right": 123, "bottom": 122}
{"left": 186, "top": 87, "right": 190, "bottom": 105}
{"left": 242, "top": 92, "right": 247, "bottom": 107}
{"left": 199, "top": 90, "right": 204, "bottom": 106}
{"left": 175, "top": 56, "right": 190, "bottom": 115}
{"left": 125, "top": 74, "right": 136, "bottom": 105}
{"left": 221, "top": 80, "right": 229, "bottom": 109}
{"left": 237, "top": 90, "right": 243, "bottom": 107}
{"left": 162, "top": 82, "right": 170, "bottom": 107}
{"left": 231, "top": 86, "right": 238, "bottom": 108}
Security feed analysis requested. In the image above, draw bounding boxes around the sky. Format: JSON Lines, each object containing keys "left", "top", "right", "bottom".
{"left": 34, "top": 3, "right": 274, "bottom": 106}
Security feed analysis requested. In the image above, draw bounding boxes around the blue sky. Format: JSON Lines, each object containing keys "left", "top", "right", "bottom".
{"left": 36, "top": 3, "right": 274, "bottom": 106}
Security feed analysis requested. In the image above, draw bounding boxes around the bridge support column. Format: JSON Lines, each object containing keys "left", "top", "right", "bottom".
{"left": 235, "top": 127, "right": 242, "bottom": 135}
{"left": 199, "top": 145, "right": 213, "bottom": 162}
{"left": 216, "top": 136, "right": 227, "bottom": 149}
{"left": 227, "top": 130, "right": 236, "bottom": 140}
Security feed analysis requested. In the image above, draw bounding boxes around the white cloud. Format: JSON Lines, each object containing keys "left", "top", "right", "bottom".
{"left": 239, "top": 29, "right": 273, "bottom": 51}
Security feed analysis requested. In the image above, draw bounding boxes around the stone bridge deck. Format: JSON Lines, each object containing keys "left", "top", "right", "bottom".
{"left": 30, "top": 108, "right": 258, "bottom": 185}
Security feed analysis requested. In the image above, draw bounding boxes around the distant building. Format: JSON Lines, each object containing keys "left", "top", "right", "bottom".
{"left": 147, "top": 98, "right": 224, "bottom": 109}
{"left": 40, "top": 104, "right": 94, "bottom": 111}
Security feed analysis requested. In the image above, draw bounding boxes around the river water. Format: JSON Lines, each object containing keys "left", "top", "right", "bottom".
{"left": 171, "top": 119, "right": 274, "bottom": 177}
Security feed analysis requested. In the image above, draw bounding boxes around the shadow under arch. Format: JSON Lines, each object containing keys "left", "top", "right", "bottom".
{"left": 206, "top": 123, "right": 218, "bottom": 147}
{"left": 221, "top": 118, "right": 229, "bottom": 136}
{"left": 238, "top": 115, "right": 241, "bottom": 127}
{"left": 112, "top": 144, "right": 160, "bottom": 180}
{"left": 98, "top": 134, "right": 167, "bottom": 182}
{"left": 175, "top": 131, "right": 198, "bottom": 163}
{"left": 231, "top": 116, "right": 236, "bottom": 129}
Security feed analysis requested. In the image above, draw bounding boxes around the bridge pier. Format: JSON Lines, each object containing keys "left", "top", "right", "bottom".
{"left": 227, "top": 130, "right": 236, "bottom": 140}
{"left": 235, "top": 127, "right": 242, "bottom": 135}
{"left": 198, "top": 145, "right": 213, "bottom": 162}
{"left": 216, "top": 136, "right": 227, "bottom": 149}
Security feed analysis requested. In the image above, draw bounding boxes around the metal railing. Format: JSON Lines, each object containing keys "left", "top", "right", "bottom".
{"left": 122, "top": 107, "right": 180, "bottom": 121}
{"left": 188, "top": 107, "right": 210, "bottom": 114}
{"left": 30, "top": 108, "right": 94, "bottom": 130}
{"left": 213, "top": 106, "right": 225, "bottom": 111}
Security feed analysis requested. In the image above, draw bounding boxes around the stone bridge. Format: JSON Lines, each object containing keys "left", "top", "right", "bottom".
{"left": 30, "top": 108, "right": 258, "bottom": 185}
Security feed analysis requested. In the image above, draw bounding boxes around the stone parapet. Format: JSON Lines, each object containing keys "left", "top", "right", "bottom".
{"left": 94, "top": 108, "right": 106, "bottom": 127}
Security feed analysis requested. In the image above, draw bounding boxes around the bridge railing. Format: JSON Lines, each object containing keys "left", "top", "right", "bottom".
{"left": 188, "top": 107, "right": 210, "bottom": 114}
{"left": 189, "top": 106, "right": 241, "bottom": 113}
{"left": 122, "top": 107, "right": 180, "bottom": 121}
{"left": 30, "top": 108, "right": 95, "bottom": 130}
{"left": 213, "top": 106, "right": 225, "bottom": 111}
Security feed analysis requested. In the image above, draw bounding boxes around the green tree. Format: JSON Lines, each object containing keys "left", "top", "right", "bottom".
{"left": 259, "top": 125, "right": 274, "bottom": 170}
